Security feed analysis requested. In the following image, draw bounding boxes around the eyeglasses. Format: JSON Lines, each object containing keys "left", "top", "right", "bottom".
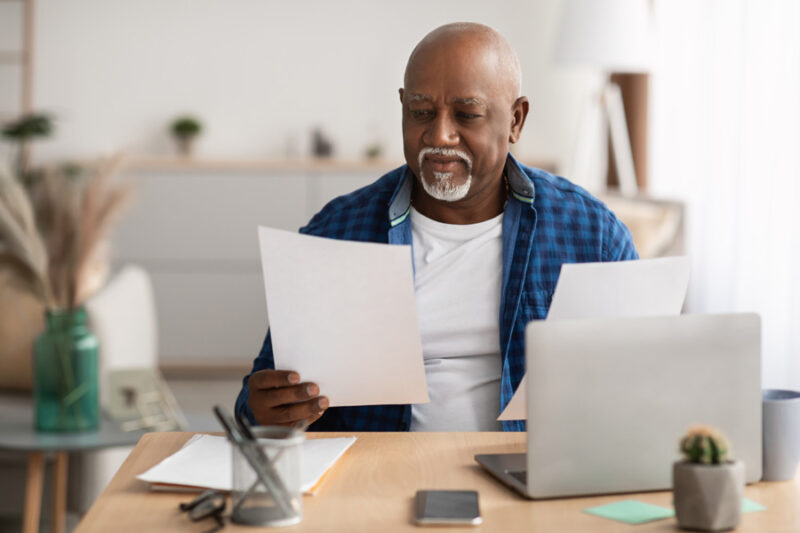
{"left": 179, "top": 489, "right": 226, "bottom": 533}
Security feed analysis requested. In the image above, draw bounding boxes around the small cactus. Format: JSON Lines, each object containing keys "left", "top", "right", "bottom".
{"left": 679, "top": 425, "right": 731, "bottom": 464}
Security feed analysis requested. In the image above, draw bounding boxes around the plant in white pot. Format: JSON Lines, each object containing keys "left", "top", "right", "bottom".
{"left": 170, "top": 116, "right": 202, "bottom": 157}
{"left": 673, "top": 425, "right": 745, "bottom": 531}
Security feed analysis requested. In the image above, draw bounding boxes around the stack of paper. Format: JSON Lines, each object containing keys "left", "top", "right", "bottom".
{"left": 498, "top": 256, "right": 691, "bottom": 420}
{"left": 137, "top": 434, "right": 356, "bottom": 495}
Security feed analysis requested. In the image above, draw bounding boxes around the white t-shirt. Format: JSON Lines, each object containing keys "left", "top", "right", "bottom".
{"left": 409, "top": 206, "right": 503, "bottom": 431}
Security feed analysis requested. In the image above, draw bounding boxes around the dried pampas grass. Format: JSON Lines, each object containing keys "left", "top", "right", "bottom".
{"left": 0, "top": 155, "right": 133, "bottom": 310}
{"left": 0, "top": 166, "right": 53, "bottom": 307}
{"left": 72, "top": 155, "right": 131, "bottom": 306}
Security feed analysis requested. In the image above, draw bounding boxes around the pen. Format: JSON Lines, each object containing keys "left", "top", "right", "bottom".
{"left": 231, "top": 417, "right": 309, "bottom": 516}
{"left": 213, "top": 406, "right": 297, "bottom": 518}
{"left": 235, "top": 415, "right": 309, "bottom": 502}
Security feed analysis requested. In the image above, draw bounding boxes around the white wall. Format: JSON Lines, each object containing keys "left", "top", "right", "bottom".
{"left": 28, "top": 0, "right": 601, "bottom": 177}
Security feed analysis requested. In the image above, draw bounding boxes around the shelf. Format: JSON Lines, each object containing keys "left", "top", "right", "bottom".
{"left": 124, "top": 156, "right": 557, "bottom": 174}
{"left": 127, "top": 156, "right": 403, "bottom": 173}
{"left": 159, "top": 361, "right": 250, "bottom": 379}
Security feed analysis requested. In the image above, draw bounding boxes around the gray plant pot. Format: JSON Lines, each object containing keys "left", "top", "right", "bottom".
{"left": 673, "top": 460, "right": 744, "bottom": 531}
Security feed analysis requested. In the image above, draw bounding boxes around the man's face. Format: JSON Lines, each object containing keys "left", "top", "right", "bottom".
{"left": 400, "top": 42, "right": 518, "bottom": 204}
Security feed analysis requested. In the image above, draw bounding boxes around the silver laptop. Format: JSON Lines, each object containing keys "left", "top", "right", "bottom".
{"left": 476, "top": 313, "right": 762, "bottom": 499}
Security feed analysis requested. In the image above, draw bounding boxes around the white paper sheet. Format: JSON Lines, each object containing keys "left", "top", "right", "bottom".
{"left": 136, "top": 434, "right": 357, "bottom": 495}
{"left": 258, "top": 226, "right": 429, "bottom": 406}
{"left": 498, "top": 256, "right": 691, "bottom": 421}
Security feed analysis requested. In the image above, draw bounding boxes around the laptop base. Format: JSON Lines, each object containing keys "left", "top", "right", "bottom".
{"left": 474, "top": 453, "right": 531, "bottom": 499}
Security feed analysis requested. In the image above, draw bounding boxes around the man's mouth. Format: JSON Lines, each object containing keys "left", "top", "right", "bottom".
{"left": 423, "top": 156, "right": 464, "bottom": 174}
{"left": 417, "top": 148, "right": 472, "bottom": 177}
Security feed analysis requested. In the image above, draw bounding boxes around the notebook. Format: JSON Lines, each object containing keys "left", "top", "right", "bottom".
{"left": 137, "top": 434, "right": 356, "bottom": 495}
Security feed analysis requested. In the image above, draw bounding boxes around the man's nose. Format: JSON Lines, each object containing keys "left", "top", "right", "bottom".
{"left": 423, "top": 113, "right": 459, "bottom": 147}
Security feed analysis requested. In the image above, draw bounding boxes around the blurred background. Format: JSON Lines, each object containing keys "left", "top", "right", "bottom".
{"left": 0, "top": 0, "right": 798, "bottom": 530}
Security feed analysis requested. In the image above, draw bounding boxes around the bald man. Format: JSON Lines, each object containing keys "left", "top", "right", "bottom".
{"left": 236, "top": 23, "right": 638, "bottom": 432}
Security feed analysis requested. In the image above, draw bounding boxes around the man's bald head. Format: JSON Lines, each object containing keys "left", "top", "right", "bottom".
{"left": 404, "top": 22, "right": 522, "bottom": 103}
{"left": 399, "top": 22, "right": 529, "bottom": 222}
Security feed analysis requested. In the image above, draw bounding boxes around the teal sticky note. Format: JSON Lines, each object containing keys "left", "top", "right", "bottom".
{"left": 742, "top": 498, "right": 767, "bottom": 513}
{"left": 583, "top": 500, "right": 675, "bottom": 525}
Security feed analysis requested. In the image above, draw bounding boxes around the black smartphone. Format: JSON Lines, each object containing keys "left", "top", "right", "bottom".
{"left": 414, "top": 490, "right": 482, "bottom": 526}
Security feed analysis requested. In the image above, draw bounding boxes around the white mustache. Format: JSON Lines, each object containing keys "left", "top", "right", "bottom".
{"left": 418, "top": 147, "right": 473, "bottom": 175}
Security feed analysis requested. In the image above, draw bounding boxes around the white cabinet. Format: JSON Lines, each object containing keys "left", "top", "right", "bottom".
{"left": 114, "top": 160, "right": 392, "bottom": 364}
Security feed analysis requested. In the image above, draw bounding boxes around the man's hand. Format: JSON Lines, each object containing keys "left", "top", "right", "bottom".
{"left": 247, "top": 370, "right": 329, "bottom": 427}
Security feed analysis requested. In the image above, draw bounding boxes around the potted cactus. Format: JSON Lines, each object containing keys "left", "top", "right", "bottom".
{"left": 673, "top": 425, "right": 745, "bottom": 531}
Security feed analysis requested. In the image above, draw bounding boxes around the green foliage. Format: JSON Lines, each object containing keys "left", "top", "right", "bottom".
{"left": 679, "top": 425, "right": 731, "bottom": 464}
{"left": 170, "top": 116, "right": 202, "bottom": 138}
{"left": 2, "top": 113, "right": 53, "bottom": 140}
{"left": 364, "top": 143, "right": 382, "bottom": 159}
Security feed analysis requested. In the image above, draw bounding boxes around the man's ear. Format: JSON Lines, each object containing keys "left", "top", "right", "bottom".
{"left": 509, "top": 96, "right": 530, "bottom": 144}
{"left": 398, "top": 88, "right": 404, "bottom": 104}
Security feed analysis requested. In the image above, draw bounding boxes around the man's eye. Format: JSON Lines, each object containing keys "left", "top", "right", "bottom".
{"left": 410, "top": 110, "right": 433, "bottom": 119}
{"left": 457, "top": 112, "right": 481, "bottom": 120}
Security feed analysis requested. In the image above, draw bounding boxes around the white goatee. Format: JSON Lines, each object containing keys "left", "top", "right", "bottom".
{"left": 417, "top": 147, "right": 473, "bottom": 202}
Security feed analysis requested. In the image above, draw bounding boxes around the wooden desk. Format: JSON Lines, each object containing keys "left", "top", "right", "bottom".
{"left": 76, "top": 432, "right": 800, "bottom": 532}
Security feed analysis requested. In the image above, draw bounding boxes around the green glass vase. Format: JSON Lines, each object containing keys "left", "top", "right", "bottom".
{"left": 33, "top": 307, "right": 99, "bottom": 432}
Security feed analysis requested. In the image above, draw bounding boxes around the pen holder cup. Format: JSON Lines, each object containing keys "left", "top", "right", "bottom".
{"left": 231, "top": 426, "right": 304, "bottom": 527}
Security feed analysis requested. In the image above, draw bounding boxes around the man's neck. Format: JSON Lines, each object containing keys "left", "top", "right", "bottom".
{"left": 411, "top": 173, "right": 507, "bottom": 225}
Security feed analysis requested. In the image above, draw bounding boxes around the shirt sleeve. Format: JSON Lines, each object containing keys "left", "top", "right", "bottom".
{"left": 234, "top": 331, "right": 275, "bottom": 424}
{"left": 602, "top": 210, "right": 639, "bottom": 262}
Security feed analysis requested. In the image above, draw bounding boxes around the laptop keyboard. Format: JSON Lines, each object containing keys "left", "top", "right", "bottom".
{"left": 507, "top": 470, "right": 527, "bottom": 486}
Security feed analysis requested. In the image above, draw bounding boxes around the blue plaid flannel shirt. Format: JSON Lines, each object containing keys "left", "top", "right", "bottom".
{"left": 235, "top": 154, "right": 638, "bottom": 431}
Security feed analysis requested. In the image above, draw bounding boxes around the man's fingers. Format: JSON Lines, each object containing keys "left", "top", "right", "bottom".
{"left": 247, "top": 369, "right": 330, "bottom": 426}
{"left": 271, "top": 413, "right": 323, "bottom": 429}
{"left": 255, "top": 383, "right": 321, "bottom": 408}
{"left": 268, "top": 397, "right": 330, "bottom": 424}
{"left": 249, "top": 369, "right": 300, "bottom": 390}
{"left": 302, "top": 413, "right": 323, "bottom": 427}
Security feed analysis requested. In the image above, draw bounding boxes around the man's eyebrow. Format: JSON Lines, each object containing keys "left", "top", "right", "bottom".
{"left": 405, "top": 94, "right": 486, "bottom": 107}
{"left": 406, "top": 93, "right": 432, "bottom": 102}
{"left": 454, "top": 97, "right": 486, "bottom": 107}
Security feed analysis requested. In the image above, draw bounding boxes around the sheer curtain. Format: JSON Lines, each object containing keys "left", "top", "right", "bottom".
{"left": 649, "top": 1, "right": 800, "bottom": 388}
